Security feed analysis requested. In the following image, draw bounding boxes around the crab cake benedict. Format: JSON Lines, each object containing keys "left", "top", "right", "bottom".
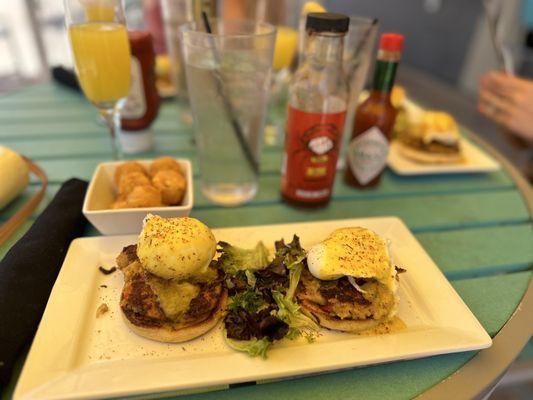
{"left": 297, "top": 227, "right": 400, "bottom": 333}
{"left": 117, "top": 215, "right": 227, "bottom": 343}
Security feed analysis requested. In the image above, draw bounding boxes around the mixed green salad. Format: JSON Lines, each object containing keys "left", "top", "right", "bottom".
{"left": 214, "top": 236, "right": 319, "bottom": 358}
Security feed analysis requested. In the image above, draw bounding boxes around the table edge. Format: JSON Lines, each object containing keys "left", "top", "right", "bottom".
{"left": 416, "top": 129, "right": 533, "bottom": 400}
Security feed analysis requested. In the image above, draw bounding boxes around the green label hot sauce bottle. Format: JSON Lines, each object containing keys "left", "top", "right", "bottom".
{"left": 344, "top": 33, "right": 404, "bottom": 188}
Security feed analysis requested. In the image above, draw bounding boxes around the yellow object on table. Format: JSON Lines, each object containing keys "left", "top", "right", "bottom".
{"left": 418, "top": 111, "right": 459, "bottom": 135}
{"left": 69, "top": 22, "right": 131, "bottom": 105}
{"left": 273, "top": 26, "right": 298, "bottom": 70}
{"left": 0, "top": 146, "right": 29, "bottom": 210}
{"left": 301, "top": 1, "right": 326, "bottom": 15}
{"left": 155, "top": 55, "right": 171, "bottom": 81}
{"left": 391, "top": 86, "right": 406, "bottom": 109}
{"left": 155, "top": 54, "right": 176, "bottom": 96}
{"left": 396, "top": 104, "right": 459, "bottom": 142}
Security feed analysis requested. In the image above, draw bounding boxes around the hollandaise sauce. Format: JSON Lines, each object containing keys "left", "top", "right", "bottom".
{"left": 357, "top": 317, "right": 406, "bottom": 336}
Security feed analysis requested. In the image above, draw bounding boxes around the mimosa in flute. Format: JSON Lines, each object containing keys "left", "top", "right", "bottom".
{"left": 65, "top": 0, "right": 131, "bottom": 158}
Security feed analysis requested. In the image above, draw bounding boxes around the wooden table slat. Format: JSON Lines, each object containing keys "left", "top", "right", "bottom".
{"left": 4, "top": 134, "right": 197, "bottom": 159}
{"left": 417, "top": 224, "right": 533, "bottom": 280}
{"left": 190, "top": 190, "right": 529, "bottom": 233}
{"left": 0, "top": 120, "right": 193, "bottom": 140}
{"left": 1, "top": 166, "right": 516, "bottom": 221}
{"left": 2, "top": 186, "right": 528, "bottom": 235}
{"left": 0, "top": 102, "right": 185, "bottom": 124}
{"left": 16, "top": 150, "right": 513, "bottom": 190}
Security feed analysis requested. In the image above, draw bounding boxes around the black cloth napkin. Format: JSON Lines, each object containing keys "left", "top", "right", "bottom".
{"left": 51, "top": 66, "right": 81, "bottom": 92}
{"left": 0, "top": 178, "right": 88, "bottom": 387}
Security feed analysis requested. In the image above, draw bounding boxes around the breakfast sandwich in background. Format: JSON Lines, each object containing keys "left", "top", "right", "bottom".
{"left": 395, "top": 107, "right": 464, "bottom": 164}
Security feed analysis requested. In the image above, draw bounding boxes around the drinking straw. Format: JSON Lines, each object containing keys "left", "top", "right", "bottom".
{"left": 345, "top": 19, "right": 378, "bottom": 87}
{"left": 352, "top": 18, "right": 378, "bottom": 62}
{"left": 201, "top": 12, "right": 259, "bottom": 176}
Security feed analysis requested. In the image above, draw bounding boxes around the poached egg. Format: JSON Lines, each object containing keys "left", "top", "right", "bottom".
{"left": 137, "top": 214, "right": 216, "bottom": 280}
{"left": 307, "top": 227, "right": 396, "bottom": 290}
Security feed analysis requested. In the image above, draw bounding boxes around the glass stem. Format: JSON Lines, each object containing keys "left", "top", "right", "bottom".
{"left": 99, "top": 107, "right": 123, "bottom": 160}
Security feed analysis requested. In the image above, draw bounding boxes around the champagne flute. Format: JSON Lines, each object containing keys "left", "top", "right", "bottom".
{"left": 64, "top": 0, "right": 131, "bottom": 159}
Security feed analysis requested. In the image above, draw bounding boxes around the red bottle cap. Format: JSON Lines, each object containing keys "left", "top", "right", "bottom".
{"left": 379, "top": 33, "right": 404, "bottom": 52}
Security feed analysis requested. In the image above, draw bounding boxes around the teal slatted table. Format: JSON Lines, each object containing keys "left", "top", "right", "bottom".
{"left": 0, "top": 79, "right": 531, "bottom": 400}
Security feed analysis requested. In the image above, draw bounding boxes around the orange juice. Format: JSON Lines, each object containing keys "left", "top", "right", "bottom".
{"left": 84, "top": 4, "right": 115, "bottom": 22}
{"left": 69, "top": 23, "right": 131, "bottom": 106}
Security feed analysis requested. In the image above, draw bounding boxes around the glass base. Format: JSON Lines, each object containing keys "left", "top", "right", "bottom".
{"left": 202, "top": 183, "right": 257, "bottom": 207}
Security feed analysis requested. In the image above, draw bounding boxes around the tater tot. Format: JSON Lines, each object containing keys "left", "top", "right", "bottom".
{"left": 126, "top": 185, "right": 162, "bottom": 207}
{"left": 112, "top": 196, "right": 129, "bottom": 209}
{"left": 149, "top": 156, "right": 183, "bottom": 177}
{"left": 118, "top": 171, "right": 150, "bottom": 196}
{"left": 151, "top": 170, "right": 186, "bottom": 205}
{"left": 114, "top": 161, "right": 146, "bottom": 184}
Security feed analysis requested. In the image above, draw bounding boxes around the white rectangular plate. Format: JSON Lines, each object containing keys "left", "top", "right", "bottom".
{"left": 388, "top": 139, "right": 500, "bottom": 176}
{"left": 14, "top": 217, "right": 491, "bottom": 400}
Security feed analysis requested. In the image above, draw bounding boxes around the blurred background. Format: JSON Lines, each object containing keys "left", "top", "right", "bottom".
{"left": 2, "top": 0, "right": 532, "bottom": 92}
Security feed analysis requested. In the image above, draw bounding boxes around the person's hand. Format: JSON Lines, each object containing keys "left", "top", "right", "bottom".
{"left": 478, "top": 71, "right": 533, "bottom": 144}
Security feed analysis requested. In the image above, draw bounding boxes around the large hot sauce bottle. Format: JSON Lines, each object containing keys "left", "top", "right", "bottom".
{"left": 281, "top": 12, "right": 350, "bottom": 207}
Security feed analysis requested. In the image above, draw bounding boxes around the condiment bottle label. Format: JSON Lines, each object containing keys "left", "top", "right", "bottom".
{"left": 281, "top": 106, "right": 346, "bottom": 203}
{"left": 346, "top": 126, "right": 389, "bottom": 185}
{"left": 122, "top": 56, "right": 146, "bottom": 119}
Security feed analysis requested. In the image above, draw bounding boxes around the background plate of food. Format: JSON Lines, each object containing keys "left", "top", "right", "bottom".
{"left": 14, "top": 217, "right": 491, "bottom": 400}
{"left": 387, "top": 97, "right": 500, "bottom": 175}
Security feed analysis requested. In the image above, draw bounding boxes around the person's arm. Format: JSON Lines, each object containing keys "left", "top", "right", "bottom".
{"left": 478, "top": 71, "right": 533, "bottom": 144}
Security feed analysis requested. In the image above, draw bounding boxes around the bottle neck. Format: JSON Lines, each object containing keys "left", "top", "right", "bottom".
{"left": 372, "top": 49, "right": 401, "bottom": 93}
{"left": 304, "top": 31, "right": 345, "bottom": 67}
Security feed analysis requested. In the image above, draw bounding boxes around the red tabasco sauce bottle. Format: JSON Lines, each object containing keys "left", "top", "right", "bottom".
{"left": 345, "top": 33, "right": 404, "bottom": 188}
{"left": 281, "top": 13, "right": 350, "bottom": 207}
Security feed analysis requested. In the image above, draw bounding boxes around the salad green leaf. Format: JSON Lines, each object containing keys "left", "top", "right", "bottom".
{"left": 222, "top": 235, "right": 317, "bottom": 358}
{"left": 275, "top": 235, "right": 305, "bottom": 267}
{"left": 274, "top": 235, "right": 306, "bottom": 300}
{"left": 216, "top": 241, "right": 270, "bottom": 275}
{"left": 271, "top": 290, "right": 320, "bottom": 339}
{"left": 244, "top": 269, "right": 257, "bottom": 287}
{"left": 225, "top": 337, "right": 271, "bottom": 358}
{"left": 286, "top": 261, "right": 303, "bottom": 301}
{"left": 228, "top": 288, "right": 266, "bottom": 313}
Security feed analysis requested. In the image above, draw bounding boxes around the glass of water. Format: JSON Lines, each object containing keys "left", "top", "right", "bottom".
{"left": 161, "top": 0, "right": 194, "bottom": 100}
{"left": 341, "top": 16, "right": 379, "bottom": 156}
{"left": 180, "top": 19, "right": 276, "bottom": 206}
